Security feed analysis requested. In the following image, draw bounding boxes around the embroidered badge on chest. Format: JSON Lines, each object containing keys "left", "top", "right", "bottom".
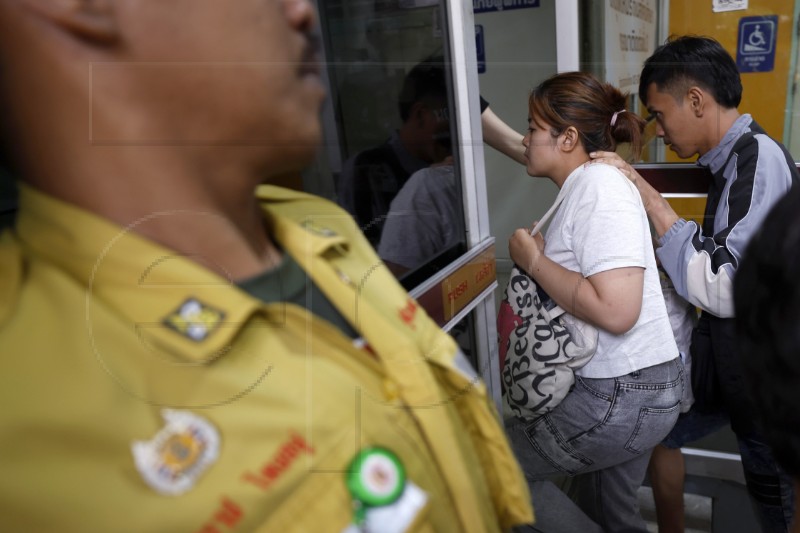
{"left": 163, "top": 298, "right": 225, "bottom": 342}
{"left": 132, "top": 409, "right": 220, "bottom": 496}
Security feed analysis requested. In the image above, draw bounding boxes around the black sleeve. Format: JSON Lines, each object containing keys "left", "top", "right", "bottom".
{"left": 479, "top": 95, "right": 489, "bottom": 113}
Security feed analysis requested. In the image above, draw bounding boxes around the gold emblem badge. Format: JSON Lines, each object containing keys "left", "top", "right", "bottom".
{"left": 301, "top": 220, "right": 338, "bottom": 237}
{"left": 163, "top": 298, "right": 225, "bottom": 342}
{"left": 132, "top": 409, "right": 220, "bottom": 496}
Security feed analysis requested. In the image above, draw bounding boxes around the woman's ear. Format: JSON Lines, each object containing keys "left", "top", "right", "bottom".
{"left": 560, "top": 126, "right": 580, "bottom": 153}
{"left": 23, "top": 0, "right": 118, "bottom": 44}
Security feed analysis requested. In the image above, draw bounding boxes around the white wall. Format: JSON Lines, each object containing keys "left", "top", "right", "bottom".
{"left": 474, "top": 0, "right": 560, "bottom": 298}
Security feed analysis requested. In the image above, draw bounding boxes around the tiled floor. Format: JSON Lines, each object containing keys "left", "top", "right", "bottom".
{"left": 639, "top": 486, "right": 713, "bottom": 533}
{"left": 638, "top": 474, "right": 759, "bottom": 532}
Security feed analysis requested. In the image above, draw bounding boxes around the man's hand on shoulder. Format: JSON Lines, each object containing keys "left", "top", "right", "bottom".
{"left": 588, "top": 151, "right": 679, "bottom": 238}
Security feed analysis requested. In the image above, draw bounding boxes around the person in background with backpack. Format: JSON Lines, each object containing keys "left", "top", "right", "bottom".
{"left": 592, "top": 35, "right": 799, "bottom": 532}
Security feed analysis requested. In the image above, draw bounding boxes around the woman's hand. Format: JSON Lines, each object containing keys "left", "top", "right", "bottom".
{"left": 509, "top": 227, "right": 545, "bottom": 276}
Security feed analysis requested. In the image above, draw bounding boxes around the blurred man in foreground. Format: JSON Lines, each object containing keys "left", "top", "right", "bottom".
{"left": 0, "top": 1, "right": 532, "bottom": 530}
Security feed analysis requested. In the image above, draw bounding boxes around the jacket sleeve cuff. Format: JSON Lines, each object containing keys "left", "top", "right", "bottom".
{"left": 658, "top": 218, "right": 688, "bottom": 247}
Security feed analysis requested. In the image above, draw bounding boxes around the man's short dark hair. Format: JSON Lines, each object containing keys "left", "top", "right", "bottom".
{"left": 734, "top": 184, "right": 800, "bottom": 478}
{"left": 639, "top": 35, "right": 742, "bottom": 109}
{"left": 398, "top": 57, "right": 448, "bottom": 122}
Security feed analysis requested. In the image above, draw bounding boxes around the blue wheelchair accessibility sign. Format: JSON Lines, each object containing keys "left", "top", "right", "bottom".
{"left": 737, "top": 16, "right": 778, "bottom": 73}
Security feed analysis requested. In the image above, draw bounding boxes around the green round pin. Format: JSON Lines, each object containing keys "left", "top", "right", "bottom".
{"left": 345, "top": 447, "right": 406, "bottom": 525}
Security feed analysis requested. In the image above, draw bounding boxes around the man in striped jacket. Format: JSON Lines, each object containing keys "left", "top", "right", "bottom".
{"left": 593, "top": 35, "right": 798, "bottom": 533}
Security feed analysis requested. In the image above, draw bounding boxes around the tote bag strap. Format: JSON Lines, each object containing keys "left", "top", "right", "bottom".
{"left": 530, "top": 169, "right": 580, "bottom": 237}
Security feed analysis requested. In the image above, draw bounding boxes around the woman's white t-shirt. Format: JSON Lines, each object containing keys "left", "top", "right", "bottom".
{"left": 544, "top": 163, "right": 678, "bottom": 378}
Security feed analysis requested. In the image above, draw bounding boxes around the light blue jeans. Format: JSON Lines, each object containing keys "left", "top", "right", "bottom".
{"left": 506, "top": 358, "right": 683, "bottom": 533}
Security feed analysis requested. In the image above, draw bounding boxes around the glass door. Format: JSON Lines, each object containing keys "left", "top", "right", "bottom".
{"left": 303, "top": 0, "right": 502, "bottom": 399}
{"left": 312, "top": 1, "right": 466, "bottom": 274}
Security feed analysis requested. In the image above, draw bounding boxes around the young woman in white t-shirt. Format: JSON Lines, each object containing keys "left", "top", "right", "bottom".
{"left": 504, "top": 71, "right": 683, "bottom": 532}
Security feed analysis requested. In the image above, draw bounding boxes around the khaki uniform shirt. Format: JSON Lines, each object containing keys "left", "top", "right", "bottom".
{"left": 0, "top": 184, "right": 533, "bottom": 532}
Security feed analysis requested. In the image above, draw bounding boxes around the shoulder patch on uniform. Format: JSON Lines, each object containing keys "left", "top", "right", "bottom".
{"left": 132, "top": 409, "right": 220, "bottom": 496}
{"left": 301, "top": 220, "right": 338, "bottom": 238}
{"left": 162, "top": 298, "right": 225, "bottom": 342}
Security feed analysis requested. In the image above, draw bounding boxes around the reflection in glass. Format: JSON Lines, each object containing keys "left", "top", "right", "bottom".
{"left": 337, "top": 58, "right": 453, "bottom": 247}
{"left": 379, "top": 162, "right": 464, "bottom": 277}
{"left": 316, "top": 2, "right": 466, "bottom": 286}
{"left": 448, "top": 311, "right": 478, "bottom": 374}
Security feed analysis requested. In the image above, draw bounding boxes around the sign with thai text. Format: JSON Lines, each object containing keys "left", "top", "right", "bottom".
{"left": 603, "top": 0, "right": 657, "bottom": 92}
{"left": 474, "top": 0, "right": 539, "bottom": 15}
{"left": 713, "top": 0, "right": 748, "bottom": 13}
{"left": 441, "top": 248, "right": 496, "bottom": 322}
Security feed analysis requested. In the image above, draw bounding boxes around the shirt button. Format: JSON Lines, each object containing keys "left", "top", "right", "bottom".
{"left": 382, "top": 379, "right": 400, "bottom": 401}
